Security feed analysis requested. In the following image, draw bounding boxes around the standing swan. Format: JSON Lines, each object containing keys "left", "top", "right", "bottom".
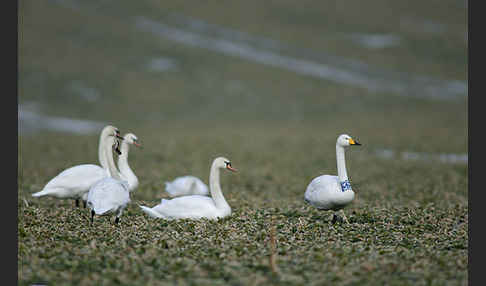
{"left": 31, "top": 125, "right": 124, "bottom": 207}
{"left": 164, "top": 176, "right": 209, "bottom": 197}
{"left": 140, "top": 157, "right": 237, "bottom": 220}
{"left": 87, "top": 134, "right": 131, "bottom": 225}
{"left": 117, "top": 133, "right": 142, "bottom": 192}
{"left": 304, "top": 134, "right": 361, "bottom": 224}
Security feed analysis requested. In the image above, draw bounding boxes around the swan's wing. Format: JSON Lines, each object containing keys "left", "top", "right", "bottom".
{"left": 150, "top": 195, "right": 217, "bottom": 219}
{"left": 34, "top": 164, "right": 107, "bottom": 198}
{"left": 304, "top": 175, "right": 340, "bottom": 208}
{"left": 88, "top": 178, "right": 130, "bottom": 215}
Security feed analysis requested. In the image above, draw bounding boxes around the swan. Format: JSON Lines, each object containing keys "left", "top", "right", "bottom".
{"left": 165, "top": 176, "right": 209, "bottom": 197}
{"left": 87, "top": 138, "right": 131, "bottom": 225}
{"left": 117, "top": 133, "right": 141, "bottom": 192}
{"left": 140, "top": 157, "right": 237, "bottom": 220}
{"left": 31, "top": 125, "right": 124, "bottom": 207}
{"left": 304, "top": 134, "right": 361, "bottom": 224}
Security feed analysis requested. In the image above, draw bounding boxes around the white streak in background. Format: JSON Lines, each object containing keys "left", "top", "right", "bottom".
{"left": 147, "top": 57, "right": 178, "bottom": 72}
{"left": 374, "top": 148, "right": 468, "bottom": 165}
{"left": 18, "top": 104, "right": 105, "bottom": 135}
{"left": 135, "top": 16, "right": 467, "bottom": 100}
{"left": 347, "top": 33, "right": 401, "bottom": 49}
{"left": 66, "top": 80, "right": 100, "bottom": 102}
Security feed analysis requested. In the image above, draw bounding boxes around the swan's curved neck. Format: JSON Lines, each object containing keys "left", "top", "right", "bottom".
{"left": 336, "top": 145, "right": 351, "bottom": 191}
{"left": 118, "top": 142, "right": 138, "bottom": 191}
{"left": 105, "top": 137, "right": 121, "bottom": 180}
{"left": 209, "top": 163, "right": 230, "bottom": 210}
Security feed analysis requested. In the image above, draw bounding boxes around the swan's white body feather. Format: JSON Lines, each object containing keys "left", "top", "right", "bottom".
{"left": 304, "top": 175, "right": 355, "bottom": 211}
{"left": 31, "top": 164, "right": 108, "bottom": 199}
{"left": 140, "top": 195, "right": 229, "bottom": 220}
{"left": 165, "top": 176, "right": 209, "bottom": 197}
{"left": 87, "top": 177, "right": 130, "bottom": 215}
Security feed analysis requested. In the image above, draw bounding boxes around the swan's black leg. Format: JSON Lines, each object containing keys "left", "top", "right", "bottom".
{"left": 83, "top": 201, "right": 87, "bottom": 208}
{"left": 331, "top": 214, "right": 338, "bottom": 224}
{"left": 115, "top": 217, "right": 120, "bottom": 225}
{"left": 91, "top": 210, "right": 95, "bottom": 225}
{"left": 75, "top": 199, "right": 79, "bottom": 207}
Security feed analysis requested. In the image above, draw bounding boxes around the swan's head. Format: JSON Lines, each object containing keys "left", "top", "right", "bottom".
{"left": 102, "top": 125, "right": 124, "bottom": 140}
{"left": 102, "top": 125, "right": 123, "bottom": 155}
{"left": 337, "top": 134, "right": 361, "bottom": 147}
{"left": 213, "top": 157, "right": 238, "bottom": 172}
{"left": 123, "top": 133, "right": 142, "bottom": 148}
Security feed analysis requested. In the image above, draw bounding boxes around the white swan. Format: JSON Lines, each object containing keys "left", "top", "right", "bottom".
{"left": 140, "top": 157, "right": 237, "bottom": 220}
{"left": 304, "top": 134, "right": 361, "bottom": 224}
{"left": 86, "top": 141, "right": 131, "bottom": 225}
{"left": 31, "top": 125, "right": 124, "bottom": 207}
{"left": 117, "top": 133, "right": 141, "bottom": 192}
{"left": 165, "top": 176, "right": 209, "bottom": 197}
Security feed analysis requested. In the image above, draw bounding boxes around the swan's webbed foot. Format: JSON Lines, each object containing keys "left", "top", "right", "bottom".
{"left": 114, "top": 217, "right": 120, "bottom": 225}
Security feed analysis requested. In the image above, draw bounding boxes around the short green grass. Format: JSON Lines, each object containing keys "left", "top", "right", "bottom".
{"left": 18, "top": 1, "right": 467, "bottom": 285}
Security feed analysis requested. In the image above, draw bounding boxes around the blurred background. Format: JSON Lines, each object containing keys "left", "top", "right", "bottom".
{"left": 18, "top": 0, "right": 467, "bottom": 204}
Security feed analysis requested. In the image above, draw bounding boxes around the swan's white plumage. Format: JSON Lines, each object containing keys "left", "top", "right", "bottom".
{"left": 141, "top": 195, "right": 227, "bottom": 219}
{"left": 140, "top": 157, "right": 235, "bottom": 220}
{"left": 31, "top": 125, "right": 121, "bottom": 202}
{"left": 32, "top": 164, "right": 107, "bottom": 199}
{"left": 165, "top": 176, "right": 209, "bottom": 197}
{"left": 304, "top": 175, "right": 355, "bottom": 211}
{"left": 87, "top": 177, "right": 130, "bottom": 215}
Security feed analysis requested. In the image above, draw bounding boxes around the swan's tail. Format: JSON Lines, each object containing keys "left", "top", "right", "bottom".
{"left": 139, "top": 205, "right": 163, "bottom": 218}
{"left": 31, "top": 189, "right": 49, "bottom": 197}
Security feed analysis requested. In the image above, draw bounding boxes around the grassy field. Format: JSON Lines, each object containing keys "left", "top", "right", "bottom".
{"left": 18, "top": 0, "right": 467, "bottom": 285}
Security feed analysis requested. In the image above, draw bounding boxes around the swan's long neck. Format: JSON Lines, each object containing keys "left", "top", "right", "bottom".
{"left": 105, "top": 137, "right": 121, "bottom": 180}
{"left": 118, "top": 142, "right": 138, "bottom": 191}
{"left": 336, "top": 144, "right": 352, "bottom": 192}
{"left": 209, "top": 163, "right": 230, "bottom": 210}
{"left": 98, "top": 132, "right": 109, "bottom": 171}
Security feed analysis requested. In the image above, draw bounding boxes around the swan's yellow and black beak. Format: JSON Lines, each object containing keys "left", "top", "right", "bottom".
{"left": 225, "top": 161, "right": 238, "bottom": 172}
{"left": 349, "top": 138, "right": 361, "bottom": 146}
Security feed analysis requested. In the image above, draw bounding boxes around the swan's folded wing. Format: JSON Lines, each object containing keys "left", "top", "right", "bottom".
{"left": 152, "top": 195, "right": 217, "bottom": 219}
{"left": 44, "top": 164, "right": 106, "bottom": 191}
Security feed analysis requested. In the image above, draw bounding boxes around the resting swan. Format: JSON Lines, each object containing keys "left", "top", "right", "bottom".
{"left": 117, "top": 133, "right": 141, "bottom": 192}
{"left": 165, "top": 176, "right": 209, "bottom": 197}
{"left": 87, "top": 136, "right": 131, "bottom": 225}
{"left": 140, "top": 157, "right": 237, "bottom": 220}
{"left": 31, "top": 125, "right": 123, "bottom": 207}
{"left": 304, "top": 134, "right": 361, "bottom": 224}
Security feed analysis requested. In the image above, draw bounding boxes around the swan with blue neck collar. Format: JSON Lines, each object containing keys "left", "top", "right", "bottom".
{"left": 304, "top": 134, "right": 361, "bottom": 223}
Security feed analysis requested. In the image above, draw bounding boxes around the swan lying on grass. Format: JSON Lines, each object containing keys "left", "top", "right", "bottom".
{"left": 140, "top": 157, "right": 237, "bottom": 220}
{"left": 165, "top": 175, "right": 209, "bottom": 197}
{"left": 31, "top": 125, "right": 123, "bottom": 207}
{"left": 304, "top": 134, "right": 361, "bottom": 224}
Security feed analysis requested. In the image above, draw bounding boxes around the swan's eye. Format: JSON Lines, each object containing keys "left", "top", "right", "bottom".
{"left": 225, "top": 161, "right": 231, "bottom": 167}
